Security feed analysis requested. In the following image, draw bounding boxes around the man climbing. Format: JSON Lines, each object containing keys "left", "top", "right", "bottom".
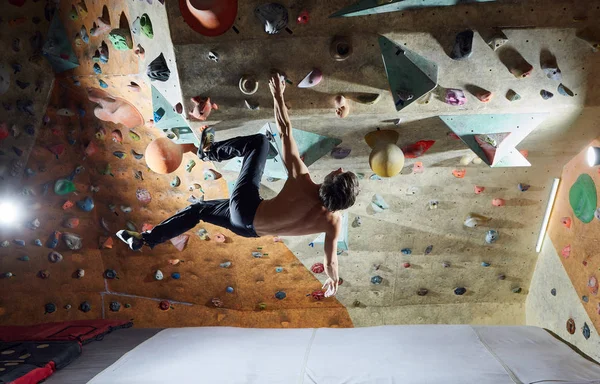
{"left": 117, "top": 73, "right": 360, "bottom": 297}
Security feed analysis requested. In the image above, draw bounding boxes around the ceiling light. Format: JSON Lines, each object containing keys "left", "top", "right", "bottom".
{"left": 586, "top": 146, "right": 600, "bottom": 167}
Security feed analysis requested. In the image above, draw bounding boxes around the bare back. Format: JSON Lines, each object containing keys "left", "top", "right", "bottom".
{"left": 253, "top": 174, "right": 339, "bottom": 237}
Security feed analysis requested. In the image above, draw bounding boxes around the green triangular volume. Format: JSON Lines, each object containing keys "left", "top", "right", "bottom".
{"left": 330, "top": 0, "right": 497, "bottom": 18}
{"left": 43, "top": 14, "right": 80, "bottom": 73}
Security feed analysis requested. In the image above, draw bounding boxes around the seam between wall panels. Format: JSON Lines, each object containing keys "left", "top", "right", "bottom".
{"left": 297, "top": 328, "right": 318, "bottom": 384}
{"left": 470, "top": 326, "right": 522, "bottom": 384}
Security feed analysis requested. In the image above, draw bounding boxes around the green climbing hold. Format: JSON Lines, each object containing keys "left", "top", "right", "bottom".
{"left": 140, "top": 14, "right": 153, "bottom": 39}
{"left": 69, "top": 5, "right": 78, "bottom": 20}
{"left": 113, "top": 151, "right": 127, "bottom": 159}
{"left": 54, "top": 179, "right": 76, "bottom": 195}
{"left": 129, "top": 130, "right": 140, "bottom": 141}
{"left": 108, "top": 28, "right": 133, "bottom": 50}
{"left": 569, "top": 174, "right": 597, "bottom": 223}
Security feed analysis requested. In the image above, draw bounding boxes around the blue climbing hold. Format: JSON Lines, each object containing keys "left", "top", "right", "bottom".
{"left": 77, "top": 196, "right": 94, "bottom": 212}
{"left": 99, "top": 79, "right": 108, "bottom": 88}
{"left": 79, "top": 301, "right": 92, "bottom": 313}
{"left": 46, "top": 232, "right": 60, "bottom": 249}
{"left": 154, "top": 107, "right": 165, "bottom": 122}
{"left": 172, "top": 272, "right": 181, "bottom": 279}
{"left": 551, "top": 288, "right": 557, "bottom": 296}
{"left": 34, "top": 239, "right": 42, "bottom": 247}
{"left": 13, "top": 239, "right": 25, "bottom": 247}
{"left": 518, "top": 183, "right": 530, "bottom": 192}
{"left": 371, "top": 275, "right": 383, "bottom": 285}
{"left": 73, "top": 80, "right": 81, "bottom": 86}
{"left": 485, "top": 230, "right": 499, "bottom": 244}
{"left": 275, "top": 267, "right": 284, "bottom": 273}
{"left": 275, "top": 291, "right": 286, "bottom": 300}
{"left": 582, "top": 322, "right": 590, "bottom": 340}
{"left": 454, "top": 287, "right": 467, "bottom": 295}
{"left": 18, "top": 255, "right": 30, "bottom": 261}
{"left": 45, "top": 303, "right": 57, "bottom": 314}
{"left": 481, "top": 262, "right": 491, "bottom": 267}
{"left": 104, "top": 269, "right": 117, "bottom": 279}
{"left": 401, "top": 248, "right": 412, "bottom": 255}
{"left": 369, "top": 174, "right": 382, "bottom": 181}
{"left": 226, "top": 286, "right": 234, "bottom": 293}
{"left": 78, "top": 108, "right": 85, "bottom": 117}
{"left": 582, "top": 295, "right": 588, "bottom": 303}
{"left": 93, "top": 63, "right": 102, "bottom": 74}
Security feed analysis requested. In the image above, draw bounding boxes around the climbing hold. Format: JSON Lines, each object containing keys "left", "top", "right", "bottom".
{"left": 113, "top": 151, "right": 126, "bottom": 159}
{"left": 139, "top": 14, "right": 153, "bottom": 38}
{"left": 0, "top": 241, "right": 9, "bottom": 248}
{"left": 561, "top": 244, "right": 571, "bottom": 258}
{"left": 452, "top": 169, "right": 466, "bottom": 178}
{"left": 417, "top": 288, "right": 428, "bottom": 296}
{"left": 403, "top": 262, "right": 411, "bottom": 268}
{"left": 425, "top": 245, "right": 433, "bottom": 255}
{"left": 588, "top": 276, "right": 598, "bottom": 295}
{"left": 154, "top": 270, "right": 164, "bottom": 280}
{"left": 169, "top": 272, "right": 180, "bottom": 280}
{"left": 207, "top": 50, "right": 219, "bottom": 62}
{"left": 189, "top": 96, "right": 218, "bottom": 121}
{"left": 135, "top": 44, "right": 145, "bottom": 60}
{"left": 255, "top": 3, "right": 289, "bottom": 34}
{"left": 485, "top": 230, "right": 499, "bottom": 244}
{"left": 131, "top": 150, "right": 144, "bottom": 160}
{"left": 352, "top": 216, "right": 362, "bottom": 228}
{"left": 147, "top": 53, "right": 170, "bottom": 82}
{"left": 185, "top": 160, "right": 196, "bottom": 172}
{"left": 474, "top": 185, "right": 485, "bottom": 195}
{"left": 510, "top": 62, "right": 534, "bottom": 78}
{"left": 239, "top": 75, "right": 259, "bottom": 95}
{"left": 79, "top": 301, "right": 91, "bottom": 313}
{"left": 38, "top": 270, "right": 50, "bottom": 279}
{"left": 297, "top": 10, "right": 310, "bottom": 24}
{"left": 497, "top": 273, "right": 506, "bottom": 280}
{"left": 475, "top": 89, "right": 493, "bottom": 103}
{"left": 63, "top": 233, "right": 83, "bottom": 250}
{"left": 54, "top": 179, "right": 76, "bottom": 195}
{"left": 109, "top": 27, "right": 133, "bottom": 50}
{"left": 275, "top": 291, "right": 287, "bottom": 300}
{"left": 582, "top": 322, "right": 591, "bottom": 340}
{"left": 211, "top": 298, "right": 223, "bottom": 307}
{"left": 100, "top": 218, "right": 110, "bottom": 233}
{"left": 311, "top": 290, "right": 325, "bottom": 300}
{"left": 98, "top": 79, "right": 108, "bottom": 88}
{"left": 27, "top": 218, "right": 41, "bottom": 230}
{"left": 450, "top": 30, "right": 474, "bottom": 60}
{"left": 154, "top": 107, "right": 165, "bottom": 122}
{"left": 13, "top": 239, "right": 25, "bottom": 247}
{"left": 402, "top": 141, "right": 435, "bottom": 159}
{"left": 512, "top": 287, "right": 522, "bottom": 294}
{"left": 45, "top": 303, "right": 57, "bottom": 314}
{"left": 18, "top": 255, "right": 29, "bottom": 261}
{"left": 492, "top": 198, "right": 505, "bottom": 207}
{"left": 540, "top": 90, "right": 554, "bottom": 100}
{"left": 298, "top": 68, "right": 323, "bottom": 88}
{"left": 215, "top": 233, "right": 227, "bottom": 243}
{"left": 518, "top": 183, "right": 530, "bottom": 192}
{"left": 2, "top": 272, "right": 14, "bottom": 279}
{"left": 219, "top": 261, "right": 231, "bottom": 268}
{"left": 226, "top": 286, "right": 234, "bottom": 293}
{"left": 275, "top": 267, "right": 284, "bottom": 273}
{"left": 454, "top": 287, "right": 467, "bottom": 295}
{"left": 371, "top": 275, "right": 383, "bottom": 285}
{"left": 170, "top": 234, "right": 189, "bottom": 251}
{"left": 204, "top": 169, "right": 222, "bottom": 180}
{"left": 159, "top": 301, "right": 171, "bottom": 311}
{"left": 428, "top": 200, "right": 439, "bottom": 210}
{"left": 170, "top": 176, "right": 181, "bottom": 187}
{"left": 109, "top": 301, "right": 121, "bottom": 312}
{"left": 93, "top": 63, "right": 102, "bottom": 74}
{"left": 445, "top": 89, "right": 467, "bottom": 106}
{"left": 63, "top": 217, "right": 80, "bottom": 229}
{"left": 566, "top": 318, "right": 576, "bottom": 334}
{"left": 558, "top": 84, "right": 574, "bottom": 97}
{"left": 34, "top": 239, "right": 43, "bottom": 247}
{"left": 77, "top": 196, "right": 94, "bottom": 211}
{"left": 464, "top": 213, "right": 491, "bottom": 228}
{"left": 413, "top": 162, "right": 424, "bottom": 173}
{"left": 371, "top": 194, "right": 389, "bottom": 213}
{"left": 481, "top": 262, "right": 491, "bottom": 267}
{"left": 486, "top": 28, "right": 508, "bottom": 51}
{"left": 330, "top": 35, "right": 352, "bottom": 61}
{"left": 104, "top": 269, "right": 118, "bottom": 279}
{"left": 311, "top": 263, "right": 325, "bottom": 274}
{"left": 401, "top": 248, "right": 412, "bottom": 255}
{"left": 136, "top": 188, "right": 152, "bottom": 205}
{"left": 550, "top": 288, "right": 557, "bottom": 296}
{"left": 331, "top": 147, "right": 351, "bottom": 159}
{"left": 46, "top": 231, "right": 61, "bottom": 249}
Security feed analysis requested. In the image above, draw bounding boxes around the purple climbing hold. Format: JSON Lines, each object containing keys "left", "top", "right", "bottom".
{"left": 330, "top": 147, "right": 351, "bottom": 159}
{"left": 425, "top": 245, "right": 433, "bottom": 255}
{"left": 445, "top": 89, "right": 467, "bottom": 106}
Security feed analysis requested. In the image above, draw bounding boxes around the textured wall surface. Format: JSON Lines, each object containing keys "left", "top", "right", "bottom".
{"left": 0, "top": 0, "right": 599, "bottom": 343}
{"left": 526, "top": 238, "right": 600, "bottom": 362}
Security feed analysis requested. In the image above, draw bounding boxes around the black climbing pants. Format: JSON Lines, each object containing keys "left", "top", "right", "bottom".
{"left": 142, "top": 134, "right": 269, "bottom": 247}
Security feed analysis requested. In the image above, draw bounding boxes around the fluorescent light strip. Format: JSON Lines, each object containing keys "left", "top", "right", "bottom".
{"left": 536, "top": 178, "right": 561, "bottom": 253}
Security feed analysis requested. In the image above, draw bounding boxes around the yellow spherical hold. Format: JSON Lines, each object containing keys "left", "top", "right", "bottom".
{"left": 369, "top": 143, "right": 405, "bottom": 177}
{"left": 145, "top": 137, "right": 184, "bottom": 174}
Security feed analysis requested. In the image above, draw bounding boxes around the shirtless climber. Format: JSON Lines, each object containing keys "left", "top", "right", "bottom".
{"left": 117, "top": 73, "right": 360, "bottom": 297}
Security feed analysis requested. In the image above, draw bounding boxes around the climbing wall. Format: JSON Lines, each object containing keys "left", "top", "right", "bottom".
{"left": 546, "top": 137, "right": 600, "bottom": 339}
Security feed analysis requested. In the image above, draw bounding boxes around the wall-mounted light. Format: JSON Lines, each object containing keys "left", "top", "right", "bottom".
{"left": 0, "top": 200, "right": 21, "bottom": 226}
{"left": 536, "top": 178, "right": 561, "bottom": 253}
{"left": 587, "top": 146, "right": 600, "bottom": 167}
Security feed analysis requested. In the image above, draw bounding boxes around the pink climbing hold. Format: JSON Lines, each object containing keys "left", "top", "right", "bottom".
{"left": 111, "top": 129, "right": 123, "bottom": 144}
{"left": 84, "top": 141, "right": 98, "bottom": 157}
{"left": 47, "top": 144, "right": 65, "bottom": 157}
{"left": 189, "top": 96, "right": 218, "bottom": 121}
{"left": 136, "top": 188, "right": 152, "bottom": 204}
{"left": 170, "top": 234, "right": 189, "bottom": 252}
{"left": 445, "top": 88, "right": 467, "bottom": 106}
{"left": 474, "top": 185, "right": 485, "bottom": 194}
{"left": 403, "top": 262, "right": 411, "bottom": 268}
{"left": 561, "top": 217, "right": 572, "bottom": 229}
{"left": 589, "top": 276, "right": 598, "bottom": 295}
{"left": 561, "top": 244, "right": 571, "bottom": 259}
{"left": 413, "top": 162, "right": 424, "bottom": 173}
{"left": 159, "top": 300, "right": 171, "bottom": 311}
{"left": 214, "top": 233, "right": 226, "bottom": 243}
{"left": 311, "top": 263, "right": 324, "bottom": 274}
{"left": 141, "top": 223, "right": 154, "bottom": 232}
{"left": 452, "top": 169, "right": 466, "bottom": 178}
{"left": 492, "top": 198, "right": 505, "bottom": 207}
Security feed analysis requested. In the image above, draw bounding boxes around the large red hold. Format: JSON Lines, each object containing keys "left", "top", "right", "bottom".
{"left": 402, "top": 140, "right": 435, "bottom": 158}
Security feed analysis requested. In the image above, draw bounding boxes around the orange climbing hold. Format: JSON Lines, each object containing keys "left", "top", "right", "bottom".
{"left": 100, "top": 236, "right": 113, "bottom": 249}
{"left": 561, "top": 217, "right": 572, "bottom": 229}
{"left": 214, "top": 233, "right": 226, "bottom": 243}
{"left": 452, "top": 169, "right": 466, "bottom": 178}
{"left": 62, "top": 200, "right": 74, "bottom": 210}
{"left": 142, "top": 223, "right": 154, "bottom": 232}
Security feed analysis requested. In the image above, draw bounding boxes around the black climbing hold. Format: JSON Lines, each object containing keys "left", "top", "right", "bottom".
{"left": 79, "top": 301, "right": 91, "bottom": 313}
{"left": 417, "top": 288, "right": 428, "bottom": 296}
{"left": 104, "top": 269, "right": 117, "bottom": 279}
{"left": 147, "top": 53, "right": 170, "bottom": 82}
{"left": 45, "top": 303, "right": 56, "bottom": 314}
{"left": 512, "top": 287, "right": 522, "bottom": 294}
{"left": 540, "top": 90, "right": 554, "bottom": 100}
{"left": 450, "top": 30, "right": 474, "bottom": 60}
{"left": 454, "top": 287, "right": 466, "bottom": 295}
{"left": 109, "top": 301, "right": 121, "bottom": 312}
{"left": 550, "top": 288, "right": 556, "bottom": 296}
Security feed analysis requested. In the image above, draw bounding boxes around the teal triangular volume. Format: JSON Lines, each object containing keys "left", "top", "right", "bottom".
{"left": 439, "top": 113, "right": 549, "bottom": 167}
{"left": 223, "top": 123, "right": 342, "bottom": 180}
{"left": 330, "top": 0, "right": 497, "bottom": 18}
{"left": 151, "top": 85, "right": 198, "bottom": 146}
{"left": 379, "top": 36, "right": 438, "bottom": 112}
{"left": 43, "top": 14, "right": 79, "bottom": 72}
{"left": 310, "top": 212, "right": 349, "bottom": 251}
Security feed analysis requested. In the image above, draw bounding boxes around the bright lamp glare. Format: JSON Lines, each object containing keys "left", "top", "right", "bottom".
{"left": 587, "top": 146, "right": 599, "bottom": 167}
{"left": 0, "top": 201, "right": 19, "bottom": 225}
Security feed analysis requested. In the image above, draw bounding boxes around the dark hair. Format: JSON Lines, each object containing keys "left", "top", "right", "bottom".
{"left": 319, "top": 171, "right": 360, "bottom": 212}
